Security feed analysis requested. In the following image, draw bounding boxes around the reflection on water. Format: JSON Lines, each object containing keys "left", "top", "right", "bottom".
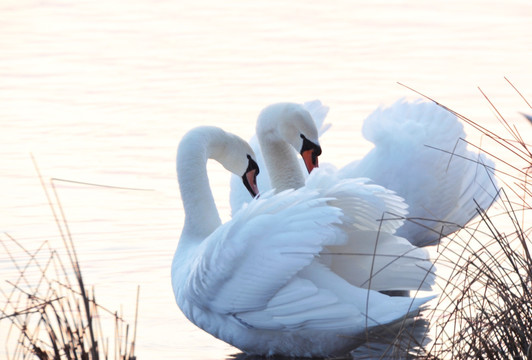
{"left": 1, "top": 0, "right": 531, "bottom": 358}
{"left": 227, "top": 318, "right": 430, "bottom": 360}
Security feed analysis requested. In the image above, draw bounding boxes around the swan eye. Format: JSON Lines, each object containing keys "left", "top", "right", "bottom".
{"left": 300, "top": 135, "right": 322, "bottom": 166}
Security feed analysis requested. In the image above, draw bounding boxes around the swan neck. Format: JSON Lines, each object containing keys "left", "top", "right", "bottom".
{"left": 259, "top": 138, "right": 305, "bottom": 192}
{"left": 177, "top": 134, "right": 222, "bottom": 240}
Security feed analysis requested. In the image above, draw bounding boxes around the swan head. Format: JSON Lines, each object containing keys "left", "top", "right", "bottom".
{"left": 212, "top": 130, "right": 260, "bottom": 198}
{"left": 178, "top": 126, "right": 260, "bottom": 198}
{"left": 257, "top": 103, "right": 322, "bottom": 173}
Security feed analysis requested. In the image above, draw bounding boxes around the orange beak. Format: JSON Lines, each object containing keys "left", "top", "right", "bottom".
{"left": 301, "top": 149, "right": 319, "bottom": 173}
{"left": 243, "top": 169, "right": 259, "bottom": 198}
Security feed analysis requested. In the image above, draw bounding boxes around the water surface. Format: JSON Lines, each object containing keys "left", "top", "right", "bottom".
{"left": 1, "top": 0, "right": 531, "bottom": 358}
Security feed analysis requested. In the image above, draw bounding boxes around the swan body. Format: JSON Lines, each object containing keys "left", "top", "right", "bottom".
{"left": 230, "top": 99, "right": 498, "bottom": 246}
{"left": 173, "top": 126, "right": 434, "bottom": 357}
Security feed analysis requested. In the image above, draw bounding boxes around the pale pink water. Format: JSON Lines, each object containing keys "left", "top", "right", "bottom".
{"left": 1, "top": 0, "right": 531, "bottom": 359}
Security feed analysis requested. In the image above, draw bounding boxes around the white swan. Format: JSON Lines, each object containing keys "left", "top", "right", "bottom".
{"left": 172, "top": 126, "right": 435, "bottom": 357}
{"left": 229, "top": 101, "right": 328, "bottom": 210}
{"left": 231, "top": 102, "right": 436, "bottom": 293}
{"left": 230, "top": 99, "right": 498, "bottom": 246}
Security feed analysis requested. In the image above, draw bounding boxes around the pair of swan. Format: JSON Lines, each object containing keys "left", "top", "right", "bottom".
{"left": 231, "top": 99, "right": 497, "bottom": 246}
{"left": 172, "top": 100, "right": 496, "bottom": 357}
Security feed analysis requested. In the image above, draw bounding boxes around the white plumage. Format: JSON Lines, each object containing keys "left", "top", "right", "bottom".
{"left": 173, "top": 126, "right": 434, "bottom": 358}
{"left": 230, "top": 99, "right": 498, "bottom": 246}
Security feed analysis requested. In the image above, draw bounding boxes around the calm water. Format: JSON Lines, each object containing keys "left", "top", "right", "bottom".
{"left": 1, "top": 0, "right": 531, "bottom": 359}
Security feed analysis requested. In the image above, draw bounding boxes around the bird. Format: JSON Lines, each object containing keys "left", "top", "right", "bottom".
{"left": 232, "top": 101, "right": 438, "bottom": 298}
{"left": 230, "top": 99, "right": 498, "bottom": 246}
{"left": 172, "top": 126, "right": 435, "bottom": 358}
{"left": 229, "top": 100, "right": 328, "bottom": 211}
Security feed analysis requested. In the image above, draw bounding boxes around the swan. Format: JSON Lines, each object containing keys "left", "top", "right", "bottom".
{"left": 230, "top": 101, "right": 436, "bottom": 293}
{"left": 172, "top": 126, "right": 435, "bottom": 357}
{"left": 230, "top": 99, "right": 498, "bottom": 246}
{"left": 229, "top": 101, "right": 328, "bottom": 210}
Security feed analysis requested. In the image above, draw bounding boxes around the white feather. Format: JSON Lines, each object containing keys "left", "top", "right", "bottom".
{"left": 232, "top": 99, "right": 498, "bottom": 246}
{"left": 174, "top": 127, "right": 434, "bottom": 357}
{"left": 339, "top": 98, "right": 498, "bottom": 245}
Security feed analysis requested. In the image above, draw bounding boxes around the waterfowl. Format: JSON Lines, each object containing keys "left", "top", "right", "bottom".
{"left": 172, "top": 126, "right": 434, "bottom": 357}
{"left": 231, "top": 99, "right": 498, "bottom": 246}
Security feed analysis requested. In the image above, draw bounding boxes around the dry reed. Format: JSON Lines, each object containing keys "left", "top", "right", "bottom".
{"left": 0, "top": 159, "right": 139, "bottom": 360}
{"left": 413, "top": 78, "right": 532, "bottom": 359}
{"left": 2, "top": 79, "right": 531, "bottom": 360}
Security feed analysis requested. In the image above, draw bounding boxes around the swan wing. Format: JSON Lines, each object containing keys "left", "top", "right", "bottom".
{"left": 340, "top": 99, "right": 498, "bottom": 245}
{"left": 305, "top": 166, "right": 408, "bottom": 234}
{"left": 237, "top": 262, "right": 434, "bottom": 331}
{"left": 186, "top": 188, "right": 346, "bottom": 314}
{"left": 325, "top": 230, "right": 436, "bottom": 291}
{"left": 304, "top": 167, "right": 435, "bottom": 291}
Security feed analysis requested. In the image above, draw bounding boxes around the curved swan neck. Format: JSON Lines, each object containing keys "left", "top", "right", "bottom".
{"left": 257, "top": 104, "right": 306, "bottom": 192}
{"left": 259, "top": 137, "right": 305, "bottom": 191}
{"left": 177, "top": 128, "right": 224, "bottom": 240}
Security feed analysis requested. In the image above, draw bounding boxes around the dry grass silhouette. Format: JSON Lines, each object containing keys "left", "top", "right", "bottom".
{"left": 2, "top": 79, "right": 531, "bottom": 359}
{"left": 416, "top": 78, "right": 532, "bottom": 359}
{"left": 0, "top": 159, "right": 139, "bottom": 360}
